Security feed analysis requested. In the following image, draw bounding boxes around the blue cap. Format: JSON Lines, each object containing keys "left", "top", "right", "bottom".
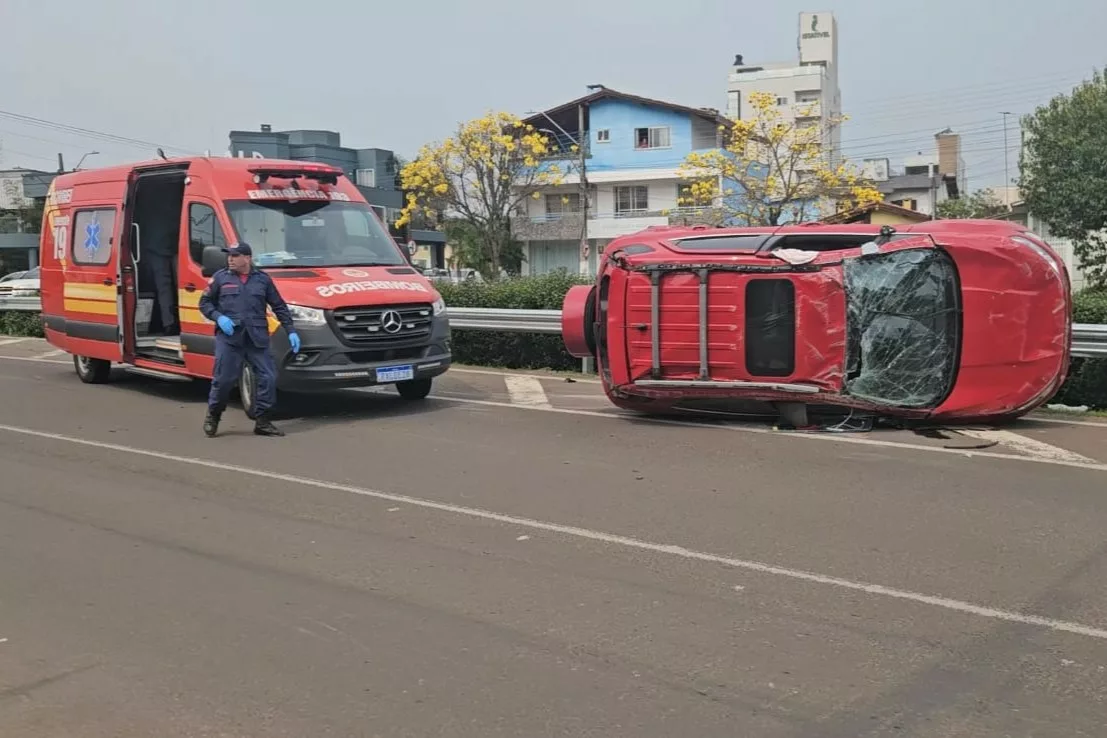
{"left": 222, "top": 242, "right": 252, "bottom": 256}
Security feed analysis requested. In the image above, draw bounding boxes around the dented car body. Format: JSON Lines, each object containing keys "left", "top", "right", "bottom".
{"left": 562, "top": 220, "right": 1072, "bottom": 423}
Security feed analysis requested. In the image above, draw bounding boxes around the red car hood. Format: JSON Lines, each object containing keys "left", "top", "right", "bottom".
{"left": 266, "top": 266, "right": 439, "bottom": 308}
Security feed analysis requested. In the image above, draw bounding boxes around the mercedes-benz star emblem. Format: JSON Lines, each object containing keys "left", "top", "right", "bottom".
{"left": 380, "top": 310, "right": 403, "bottom": 334}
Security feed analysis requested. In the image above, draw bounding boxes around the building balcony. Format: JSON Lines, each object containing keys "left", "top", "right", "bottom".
{"left": 513, "top": 208, "right": 722, "bottom": 241}
{"left": 794, "top": 100, "right": 822, "bottom": 118}
{"left": 511, "top": 212, "right": 586, "bottom": 240}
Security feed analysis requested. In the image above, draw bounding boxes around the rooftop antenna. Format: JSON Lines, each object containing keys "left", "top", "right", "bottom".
{"left": 156, "top": 148, "right": 168, "bottom": 161}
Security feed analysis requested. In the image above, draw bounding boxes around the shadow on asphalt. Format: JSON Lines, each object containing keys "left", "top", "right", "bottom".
{"left": 100, "top": 368, "right": 449, "bottom": 430}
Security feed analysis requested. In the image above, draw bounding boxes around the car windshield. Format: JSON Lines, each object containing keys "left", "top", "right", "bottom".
{"left": 223, "top": 199, "right": 407, "bottom": 268}
{"left": 842, "top": 247, "right": 960, "bottom": 409}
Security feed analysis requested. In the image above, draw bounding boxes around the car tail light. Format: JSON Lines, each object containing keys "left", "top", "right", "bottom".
{"left": 1011, "top": 235, "right": 1063, "bottom": 278}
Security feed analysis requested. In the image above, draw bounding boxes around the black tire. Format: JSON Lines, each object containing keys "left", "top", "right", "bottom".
{"left": 396, "top": 377, "right": 433, "bottom": 400}
{"left": 239, "top": 361, "right": 260, "bottom": 418}
{"left": 73, "top": 354, "right": 111, "bottom": 384}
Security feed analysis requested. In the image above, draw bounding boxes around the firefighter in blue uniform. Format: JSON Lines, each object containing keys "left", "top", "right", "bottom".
{"left": 198, "top": 242, "right": 301, "bottom": 438}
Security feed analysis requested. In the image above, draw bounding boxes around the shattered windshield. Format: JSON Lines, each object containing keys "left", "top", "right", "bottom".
{"left": 224, "top": 199, "right": 407, "bottom": 268}
{"left": 842, "top": 247, "right": 960, "bottom": 409}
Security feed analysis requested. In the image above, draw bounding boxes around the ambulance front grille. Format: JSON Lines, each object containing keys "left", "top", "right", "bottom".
{"left": 331, "top": 303, "right": 434, "bottom": 345}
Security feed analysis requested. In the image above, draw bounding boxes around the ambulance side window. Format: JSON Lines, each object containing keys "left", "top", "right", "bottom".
{"left": 71, "top": 209, "right": 117, "bottom": 266}
{"left": 188, "top": 203, "right": 227, "bottom": 264}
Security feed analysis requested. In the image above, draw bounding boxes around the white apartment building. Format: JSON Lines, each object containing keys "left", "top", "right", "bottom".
{"left": 864, "top": 131, "right": 967, "bottom": 216}
{"left": 726, "top": 11, "right": 842, "bottom": 163}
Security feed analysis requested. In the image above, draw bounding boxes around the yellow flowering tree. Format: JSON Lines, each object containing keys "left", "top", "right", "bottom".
{"left": 396, "top": 111, "right": 572, "bottom": 276}
{"left": 677, "top": 91, "right": 882, "bottom": 226}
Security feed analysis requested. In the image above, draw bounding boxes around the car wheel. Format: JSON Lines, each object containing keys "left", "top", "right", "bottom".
{"left": 396, "top": 377, "right": 433, "bottom": 400}
{"left": 239, "top": 361, "right": 259, "bottom": 418}
{"left": 74, "top": 354, "right": 111, "bottom": 384}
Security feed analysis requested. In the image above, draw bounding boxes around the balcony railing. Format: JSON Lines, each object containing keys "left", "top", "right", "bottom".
{"left": 511, "top": 206, "right": 722, "bottom": 240}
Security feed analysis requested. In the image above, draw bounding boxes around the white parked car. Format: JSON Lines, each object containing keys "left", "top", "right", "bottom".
{"left": 0, "top": 266, "right": 40, "bottom": 298}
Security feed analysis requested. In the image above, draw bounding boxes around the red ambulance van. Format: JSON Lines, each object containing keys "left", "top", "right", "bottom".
{"left": 38, "top": 156, "right": 451, "bottom": 415}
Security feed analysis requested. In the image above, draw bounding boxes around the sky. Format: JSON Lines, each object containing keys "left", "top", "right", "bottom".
{"left": 2, "top": 0, "right": 1105, "bottom": 191}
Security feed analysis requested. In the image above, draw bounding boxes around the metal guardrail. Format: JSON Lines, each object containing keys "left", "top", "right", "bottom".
{"left": 446, "top": 307, "right": 562, "bottom": 334}
{"left": 2, "top": 297, "right": 1104, "bottom": 358}
{"left": 1072, "top": 323, "right": 1107, "bottom": 358}
{"left": 0, "top": 296, "right": 41, "bottom": 311}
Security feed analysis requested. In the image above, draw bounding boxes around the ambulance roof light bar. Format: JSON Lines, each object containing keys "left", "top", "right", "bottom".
{"left": 248, "top": 164, "right": 342, "bottom": 186}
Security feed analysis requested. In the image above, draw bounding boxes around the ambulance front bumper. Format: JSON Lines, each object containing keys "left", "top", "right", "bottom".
{"left": 270, "top": 312, "right": 452, "bottom": 391}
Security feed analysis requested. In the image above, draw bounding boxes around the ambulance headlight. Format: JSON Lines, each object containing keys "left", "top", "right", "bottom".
{"left": 288, "top": 304, "right": 326, "bottom": 326}
{"left": 432, "top": 297, "right": 447, "bottom": 316}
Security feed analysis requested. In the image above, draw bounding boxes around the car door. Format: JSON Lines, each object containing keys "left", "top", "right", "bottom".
{"left": 64, "top": 203, "right": 124, "bottom": 362}
{"left": 179, "top": 198, "right": 231, "bottom": 376}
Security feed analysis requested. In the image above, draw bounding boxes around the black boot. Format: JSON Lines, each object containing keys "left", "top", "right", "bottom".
{"left": 203, "top": 409, "right": 222, "bottom": 438}
{"left": 253, "top": 413, "right": 285, "bottom": 437}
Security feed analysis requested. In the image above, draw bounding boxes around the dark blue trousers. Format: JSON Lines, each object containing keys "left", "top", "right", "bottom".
{"left": 208, "top": 337, "right": 277, "bottom": 417}
{"left": 148, "top": 252, "right": 178, "bottom": 331}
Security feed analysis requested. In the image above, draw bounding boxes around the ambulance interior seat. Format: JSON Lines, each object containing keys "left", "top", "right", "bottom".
{"left": 130, "top": 174, "right": 186, "bottom": 346}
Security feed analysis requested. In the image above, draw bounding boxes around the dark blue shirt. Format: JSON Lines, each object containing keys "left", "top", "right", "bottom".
{"left": 198, "top": 268, "right": 295, "bottom": 348}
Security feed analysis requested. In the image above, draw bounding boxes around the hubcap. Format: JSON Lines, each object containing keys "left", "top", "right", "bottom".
{"left": 77, "top": 356, "right": 91, "bottom": 374}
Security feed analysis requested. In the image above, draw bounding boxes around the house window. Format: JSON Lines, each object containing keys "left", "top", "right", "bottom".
{"left": 545, "top": 193, "right": 581, "bottom": 215}
{"left": 776, "top": 96, "right": 789, "bottom": 106}
{"left": 634, "top": 127, "right": 670, "bottom": 149}
{"left": 355, "top": 169, "right": 376, "bottom": 188}
{"left": 615, "top": 186, "right": 649, "bottom": 215}
{"left": 677, "top": 184, "right": 697, "bottom": 207}
{"left": 596, "top": 129, "right": 610, "bottom": 143}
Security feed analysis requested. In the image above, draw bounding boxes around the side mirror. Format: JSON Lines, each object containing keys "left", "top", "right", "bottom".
{"left": 201, "top": 246, "right": 226, "bottom": 277}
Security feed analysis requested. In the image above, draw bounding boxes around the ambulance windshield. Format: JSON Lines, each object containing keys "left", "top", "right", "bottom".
{"left": 224, "top": 199, "right": 408, "bottom": 268}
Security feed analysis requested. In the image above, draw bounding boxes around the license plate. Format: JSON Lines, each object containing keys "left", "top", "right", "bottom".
{"left": 376, "top": 364, "right": 414, "bottom": 383}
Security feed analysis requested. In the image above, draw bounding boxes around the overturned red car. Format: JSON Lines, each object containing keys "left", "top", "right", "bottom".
{"left": 562, "top": 220, "right": 1072, "bottom": 424}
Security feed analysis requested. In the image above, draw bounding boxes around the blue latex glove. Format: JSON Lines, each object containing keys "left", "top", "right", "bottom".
{"left": 216, "top": 315, "right": 235, "bottom": 336}
{"left": 289, "top": 332, "right": 301, "bottom": 354}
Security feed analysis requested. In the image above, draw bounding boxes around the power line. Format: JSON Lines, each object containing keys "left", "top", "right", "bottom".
{"left": 0, "top": 109, "right": 194, "bottom": 155}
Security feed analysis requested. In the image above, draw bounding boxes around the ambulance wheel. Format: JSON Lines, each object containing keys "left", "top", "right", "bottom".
{"left": 396, "top": 377, "right": 433, "bottom": 400}
{"left": 74, "top": 354, "right": 112, "bottom": 384}
{"left": 239, "top": 361, "right": 259, "bottom": 418}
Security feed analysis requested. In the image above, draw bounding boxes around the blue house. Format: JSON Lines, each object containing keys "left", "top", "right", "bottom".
{"left": 513, "top": 86, "right": 731, "bottom": 275}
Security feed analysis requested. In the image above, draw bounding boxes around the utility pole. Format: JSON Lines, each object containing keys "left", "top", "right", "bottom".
{"left": 577, "top": 101, "right": 589, "bottom": 270}
{"left": 1000, "top": 111, "right": 1012, "bottom": 206}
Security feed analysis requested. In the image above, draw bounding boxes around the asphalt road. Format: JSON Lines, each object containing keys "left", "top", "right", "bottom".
{"left": 2, "top": 339, "right": 1107, "bottom": 737}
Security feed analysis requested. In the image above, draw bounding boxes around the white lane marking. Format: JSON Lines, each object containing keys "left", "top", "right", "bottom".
{"left": 32, "top": 349, "right": 65, "bottom": 359}
{"left": 1026, "top": 416, "right": 1107, "bottom": 429}
{"left": 0, "top": 338, "right": 29, "bottom": 347}
{"left": 959, "top": 429, "right": 1095, "bottom": 464}
{"left": 1, "top": 421, "right": 1106, "bottom": 642}
{"left": 504, "top": 375, "right": 552, "bottom": 409}
{"left": 411, "top": 395, "right": 1107, "bottom": 475}
{"left": 0, "top": 355, "right": 70, "bottom": 365}
{"left": 451, "top": 366, "right": 601, "bottom": 384}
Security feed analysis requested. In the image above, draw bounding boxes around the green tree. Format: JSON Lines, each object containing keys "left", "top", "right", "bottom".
{"left": 935, "top": 188, "right": 1008, "bottom": 220}
{"left": 1019, "top": 69, "right": 1107, "bottom": 287}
